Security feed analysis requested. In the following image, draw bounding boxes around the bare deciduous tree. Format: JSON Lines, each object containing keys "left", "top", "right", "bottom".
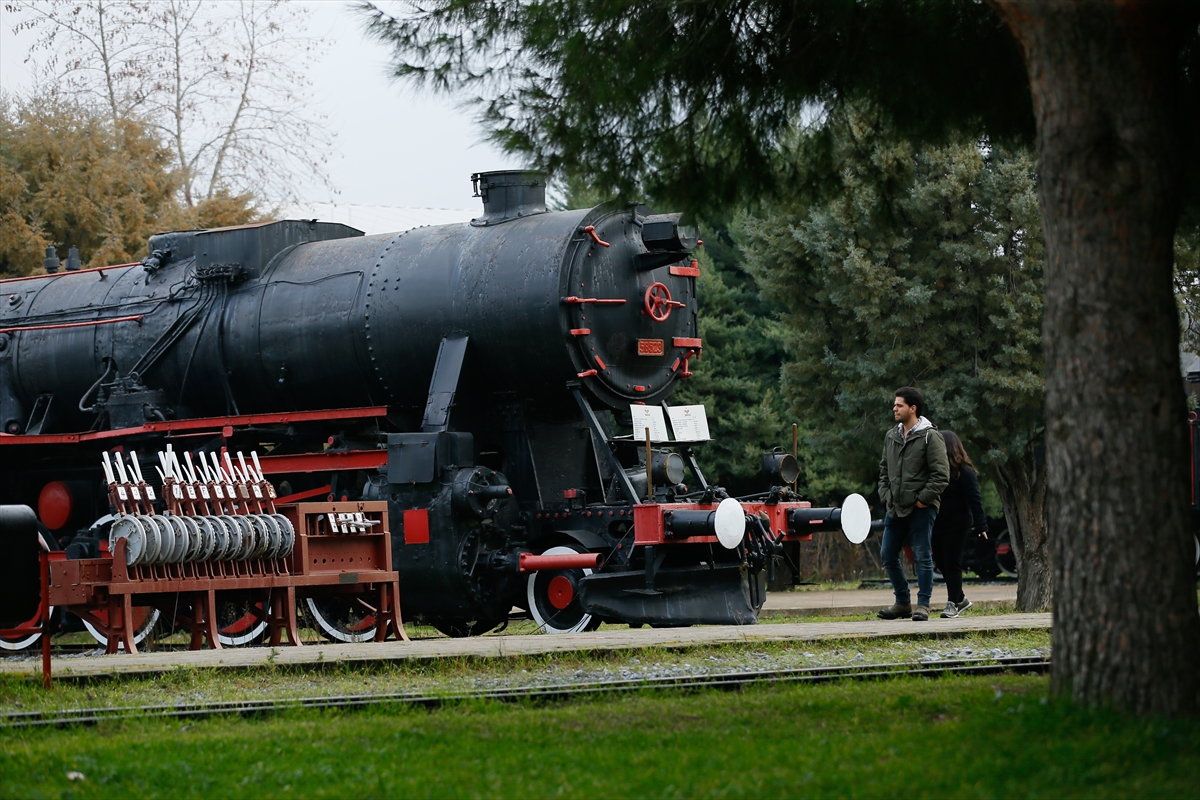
{"left": 7, "top": 0, "right": 333, "bottom": 206}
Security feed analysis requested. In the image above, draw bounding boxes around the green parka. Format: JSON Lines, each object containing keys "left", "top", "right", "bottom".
{"left": 877, "top": 417, "right": 950, "bottom": 518}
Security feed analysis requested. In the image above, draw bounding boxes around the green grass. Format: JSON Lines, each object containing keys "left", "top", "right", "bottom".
{"left": 0, "top": 630, "right": 1051, "bottom": 714}
{"left": 2, "top": 673, "right": 1196, "bottom": 798}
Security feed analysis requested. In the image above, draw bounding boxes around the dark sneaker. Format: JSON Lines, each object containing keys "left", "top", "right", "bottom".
{"left": 911, "top": 605, "right": 930, "bottom": 621}
{"left": 877, "top": 602, "right": 912, "bottom": 620}
{"left": 956, "top": 597, "right": 973, "bottom": 614}
{"left": 940, "top": 601, "right": 960, "bottom": 619}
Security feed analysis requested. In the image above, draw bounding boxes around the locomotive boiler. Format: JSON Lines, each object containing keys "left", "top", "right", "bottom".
{"left": 0, "top": 171, "right": 868, "bottom": 643}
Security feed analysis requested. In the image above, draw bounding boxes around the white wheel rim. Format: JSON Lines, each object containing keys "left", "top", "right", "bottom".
{"left": 526, "top": 545, "right": 595, "bottom": 634}
{"left": 0, "top": 607, "right": 54, "bottom": 651}
{"left": 83, "top": 607, "right": 161, "bottom": 649}
{"left": 305, "top": 597, "right": 377, "bottom": 643}
{"left": 216, "top": 600, "right": 270, "bottom": 646}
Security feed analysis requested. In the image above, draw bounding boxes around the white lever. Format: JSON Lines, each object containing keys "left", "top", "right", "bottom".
{"left": 113, "top": 453, "right": 129, "bottom": 484}
{"left": 223, "top": 451, "right": 239, "bottom": 483}
{"left": 251, "top": 451, "right": 264, "bottom": 482}
{"left": 130, "top": 451, "right": 145, "bottom": 483}
{"left": 101, "top": 452, "right": 116, "bottom": 485}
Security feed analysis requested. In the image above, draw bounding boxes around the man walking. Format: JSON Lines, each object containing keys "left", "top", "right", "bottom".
{"left": 877, "top": 387, "right": 949, "bottom": 621}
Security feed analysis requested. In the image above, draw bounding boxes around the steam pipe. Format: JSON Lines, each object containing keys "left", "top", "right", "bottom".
{"left": 519, "top": 552, "right": 601, "bottom": 574}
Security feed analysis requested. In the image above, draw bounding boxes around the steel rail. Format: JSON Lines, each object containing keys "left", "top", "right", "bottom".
{"left": 0, "top": 655, "right": 1049, "bottom": 729}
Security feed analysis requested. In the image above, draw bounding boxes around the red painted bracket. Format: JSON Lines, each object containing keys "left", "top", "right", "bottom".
{"left": 584, "top": 225, "right": 610, "bottom": 247}
{"left": 563, "top": 296, "right": 627, "bottom": 305}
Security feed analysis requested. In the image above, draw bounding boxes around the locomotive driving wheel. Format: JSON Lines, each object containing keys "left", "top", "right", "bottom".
{"left": 0, "top": 606, "right": 55, "bottom": 651}
{"left": 82, "top": 607, "right": 162, "bottom": 650}
{"left": 527, "top": 545, "right": 601, "bottom": 634}
{"left": 305, "top": 597, "right": 377, "bottom": 643}
{"left": 995, "top": 530, "right": 1018, "bottom": 578}
{"left": 215, "top": 593, "right": 270, "bottom": 646}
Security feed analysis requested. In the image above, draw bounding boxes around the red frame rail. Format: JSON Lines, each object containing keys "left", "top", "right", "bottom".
{"left": 0, "top": 406, "right": 389, "bottom": 446}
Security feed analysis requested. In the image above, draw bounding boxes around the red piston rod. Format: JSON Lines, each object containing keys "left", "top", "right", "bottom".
{"left": 562, "top": 296, "right": 627, "bottom": 305}
{"left": 519, "top": 552, "right": 601, "bottom": 574}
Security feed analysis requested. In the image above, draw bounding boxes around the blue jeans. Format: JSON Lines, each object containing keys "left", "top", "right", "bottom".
{"left": 881, "top": 506, "right": 937, "bottom": 607}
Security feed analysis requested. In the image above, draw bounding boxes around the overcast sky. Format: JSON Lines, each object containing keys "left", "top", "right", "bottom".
{"left": 0, "top": 1, "right": 520, "bottom": 210}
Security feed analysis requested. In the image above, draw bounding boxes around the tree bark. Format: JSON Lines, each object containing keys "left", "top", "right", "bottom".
{"left": 991, "top": 452, "right": 1049, "bottom": 611}
{"left": 993, "top": 0, "right": 1200, "bottom": 716}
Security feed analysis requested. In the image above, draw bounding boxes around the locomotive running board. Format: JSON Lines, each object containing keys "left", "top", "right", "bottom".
{"left": 577, "top": 564, "right": 767, "bottom": 626}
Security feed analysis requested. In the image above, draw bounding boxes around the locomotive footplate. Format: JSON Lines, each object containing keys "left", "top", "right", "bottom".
{"left": 578, "top": 563, "right": 766, "bottom": 627}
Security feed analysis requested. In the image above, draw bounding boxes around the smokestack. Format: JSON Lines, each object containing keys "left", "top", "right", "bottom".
{"left": 470, "top": 170, "right": 547, "bottom": 226}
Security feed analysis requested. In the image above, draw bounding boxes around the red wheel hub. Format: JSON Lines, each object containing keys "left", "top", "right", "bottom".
{"left": 547, "top": 575, "right": 575, "bottom": 609}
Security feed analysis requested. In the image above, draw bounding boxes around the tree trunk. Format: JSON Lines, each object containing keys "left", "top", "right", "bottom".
{"left": 993, "top": 0, "right": 1200, "bottom": 716}
{"left": 990, "top": 453, "right": 1049, "bottom": 611}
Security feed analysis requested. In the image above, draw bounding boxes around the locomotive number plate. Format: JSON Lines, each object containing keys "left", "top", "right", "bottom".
{"left": 638, "top": 339, "right": 665, "bottom": 356}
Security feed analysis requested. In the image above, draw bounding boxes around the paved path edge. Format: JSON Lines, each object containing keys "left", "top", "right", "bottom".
{"left": 0, "top": 613, "right": 1052, "bottom": 681}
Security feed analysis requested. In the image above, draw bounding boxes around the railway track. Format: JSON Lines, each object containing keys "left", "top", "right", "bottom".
{"left": 0, "top": 655, "right": 1049, "bottom": 729}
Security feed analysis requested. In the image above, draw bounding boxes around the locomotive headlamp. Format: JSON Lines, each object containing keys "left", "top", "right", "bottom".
{"left": 639, "top": 214, "right": 698, "bottom": 252}
{"left": 762, "top": 449, "right": 800, "bottom": 485}
{"left": 787, "top": 493, "right": 873, "bottom": 544}
{"left": 651, "top": 451, "right": 686, "bottom": 486}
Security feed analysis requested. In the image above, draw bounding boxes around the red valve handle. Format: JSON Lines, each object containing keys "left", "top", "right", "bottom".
{"left": 584, "top": 225, "right": 610, "bottom": 247}
{"left": 644, "top": 282, "right": 685, "bottom": 322}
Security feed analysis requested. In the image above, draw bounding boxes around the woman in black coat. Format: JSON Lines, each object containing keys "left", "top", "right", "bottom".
{"left": 932, "top": 431, "right": 989, "bottom": 618}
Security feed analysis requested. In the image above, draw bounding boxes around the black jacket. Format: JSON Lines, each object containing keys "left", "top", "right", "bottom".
{"left": 932, "top": 465, "right": 989, "bottom": 535}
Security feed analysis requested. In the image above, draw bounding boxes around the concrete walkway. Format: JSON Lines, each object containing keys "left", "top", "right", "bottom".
{"left": 763, "top": 583, "right": 1018, "bottom": 617}
{"left": 1, "top": 608, "right": 1049, "bottom": 681}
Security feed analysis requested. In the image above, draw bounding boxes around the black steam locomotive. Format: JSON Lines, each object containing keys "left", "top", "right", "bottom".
{"left": 0, "top": 171, "right": 867, "bottom": 645}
